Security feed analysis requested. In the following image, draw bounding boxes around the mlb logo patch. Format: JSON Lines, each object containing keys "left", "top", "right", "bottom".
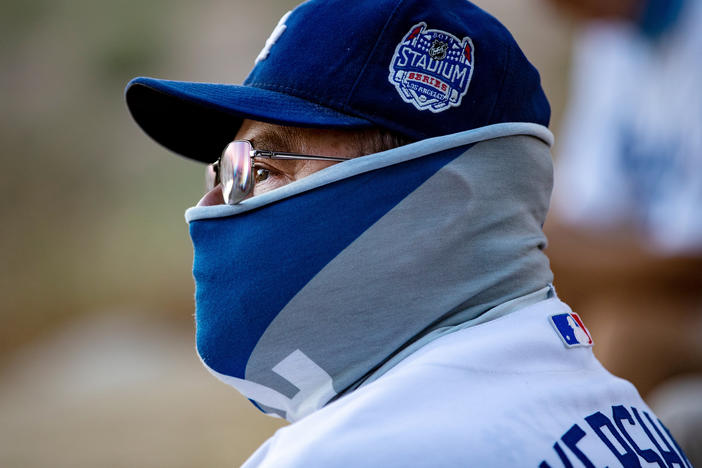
{"left": 388, "top": 22, "right": 474, "bottom": 113}
{"left": 550, "top": 312, "right": 593, "bottom": 348}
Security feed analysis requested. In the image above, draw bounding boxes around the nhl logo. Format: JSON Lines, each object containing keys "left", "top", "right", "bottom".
{"left": 388, "top": 22, "right": 474, "bottom": 113}
{"left": 429, "top": 40, "right": 448, "bottom": 61}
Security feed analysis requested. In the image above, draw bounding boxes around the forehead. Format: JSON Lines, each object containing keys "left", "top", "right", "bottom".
{"left": 235, "top": 120, "right": 300, "bottom": 152}
{"left": 234, "top": 119, "right": 366, "bottom": 156}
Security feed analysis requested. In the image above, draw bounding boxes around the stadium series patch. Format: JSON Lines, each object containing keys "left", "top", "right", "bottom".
{"left": 550, "top": 312, "right": 593, "bottom": 348}
{"left": 388, "top": 22, "right": 474, "bottom": 113}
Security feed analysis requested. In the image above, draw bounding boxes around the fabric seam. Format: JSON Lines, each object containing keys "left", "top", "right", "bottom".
{"left": 486, "top": 38, "right": 512, "bottom": 124}
{"left": 346, "top": 0, "right": 408, "bottom": 104}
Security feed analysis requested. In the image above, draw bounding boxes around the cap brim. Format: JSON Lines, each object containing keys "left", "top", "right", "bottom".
{"left": 125, "top": 77, "right": 374, "bottom": 163}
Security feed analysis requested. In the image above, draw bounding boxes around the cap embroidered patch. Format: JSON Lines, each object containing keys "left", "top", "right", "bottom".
{"left": 550, "top": 312, "right": 593, "bottom": 348}
{"left": 388, "top": 22, "right": 474, "bottom": 113}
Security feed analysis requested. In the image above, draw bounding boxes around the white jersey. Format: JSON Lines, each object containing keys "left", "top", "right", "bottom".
{"left": 553, "top": 1, "right": 702, "bottom": 254}
{"left": 242, "top": 297, "right": 690, "bottom": 467}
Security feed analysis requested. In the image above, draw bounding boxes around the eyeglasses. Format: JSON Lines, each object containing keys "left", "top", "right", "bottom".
{"left": 206, "top": 140, "right": 350, "bottom": 205}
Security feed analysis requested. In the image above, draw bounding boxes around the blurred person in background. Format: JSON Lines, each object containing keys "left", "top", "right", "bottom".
{"left": 126, "top": 0, "right": 691, "bottom": 466}
{"left": 545, "top": 0, "right": 702, "bottom": 464}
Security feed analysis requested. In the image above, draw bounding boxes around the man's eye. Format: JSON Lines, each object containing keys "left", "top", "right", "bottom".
{"left": 254, "top": 167, "right": 270, "bottom": 183}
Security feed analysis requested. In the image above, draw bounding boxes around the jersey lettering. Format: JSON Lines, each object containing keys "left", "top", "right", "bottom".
{"left": 613, "top": 405, "right": 666, "bottom": 467}
{"left": 539, "top": 406, "right": 691, "bottom": 467}
{"left": 638, "top": 409, "right": 690, "bottom": 468}
{"left": 585, "top": 411, "right": 641, "bottom": 467}
{"left": 561, "top": 424, "right": 596, "bottom": 468}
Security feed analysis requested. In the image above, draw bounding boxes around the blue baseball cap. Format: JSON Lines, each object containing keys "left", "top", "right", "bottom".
{"left": 125, "top": 0, "right": 550, "bottom": 163}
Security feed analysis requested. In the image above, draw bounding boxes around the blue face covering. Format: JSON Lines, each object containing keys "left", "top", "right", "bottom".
{"left": 186, "top": 123, "right": 555, "bottom": 422}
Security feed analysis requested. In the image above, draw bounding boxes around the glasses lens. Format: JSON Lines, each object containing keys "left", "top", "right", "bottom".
{"left": 220, "top": 141, "right": 254, "bottom": 205}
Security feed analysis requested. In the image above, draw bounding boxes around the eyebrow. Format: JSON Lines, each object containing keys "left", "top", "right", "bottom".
{"left": 249, "top": 129, "right": 299, "bottom": 153}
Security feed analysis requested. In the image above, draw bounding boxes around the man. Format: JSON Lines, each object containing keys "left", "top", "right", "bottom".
{"left": 544, "top": 0, "right": 702, "bottom": 463}
{"left": 125, "top": 0, "right": 691, "bottom": 466}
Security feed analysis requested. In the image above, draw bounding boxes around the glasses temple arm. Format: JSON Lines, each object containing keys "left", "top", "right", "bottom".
{"left": 252, "top": 150, "right": 350, "bottom": 162}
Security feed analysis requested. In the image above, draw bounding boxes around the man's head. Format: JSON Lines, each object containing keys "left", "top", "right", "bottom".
{"left": 545, "top": 0, "right": 640, "bottom": 19}
{"left": 544, "top": 0, "right": 687, "bottom": 38}
{"left": 126, "top": 0, "right": 550, "bottom": 182}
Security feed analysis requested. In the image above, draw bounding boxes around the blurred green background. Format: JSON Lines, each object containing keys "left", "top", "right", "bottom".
{"left": 0, "top": 1, "right": 572, "bottom": 466}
